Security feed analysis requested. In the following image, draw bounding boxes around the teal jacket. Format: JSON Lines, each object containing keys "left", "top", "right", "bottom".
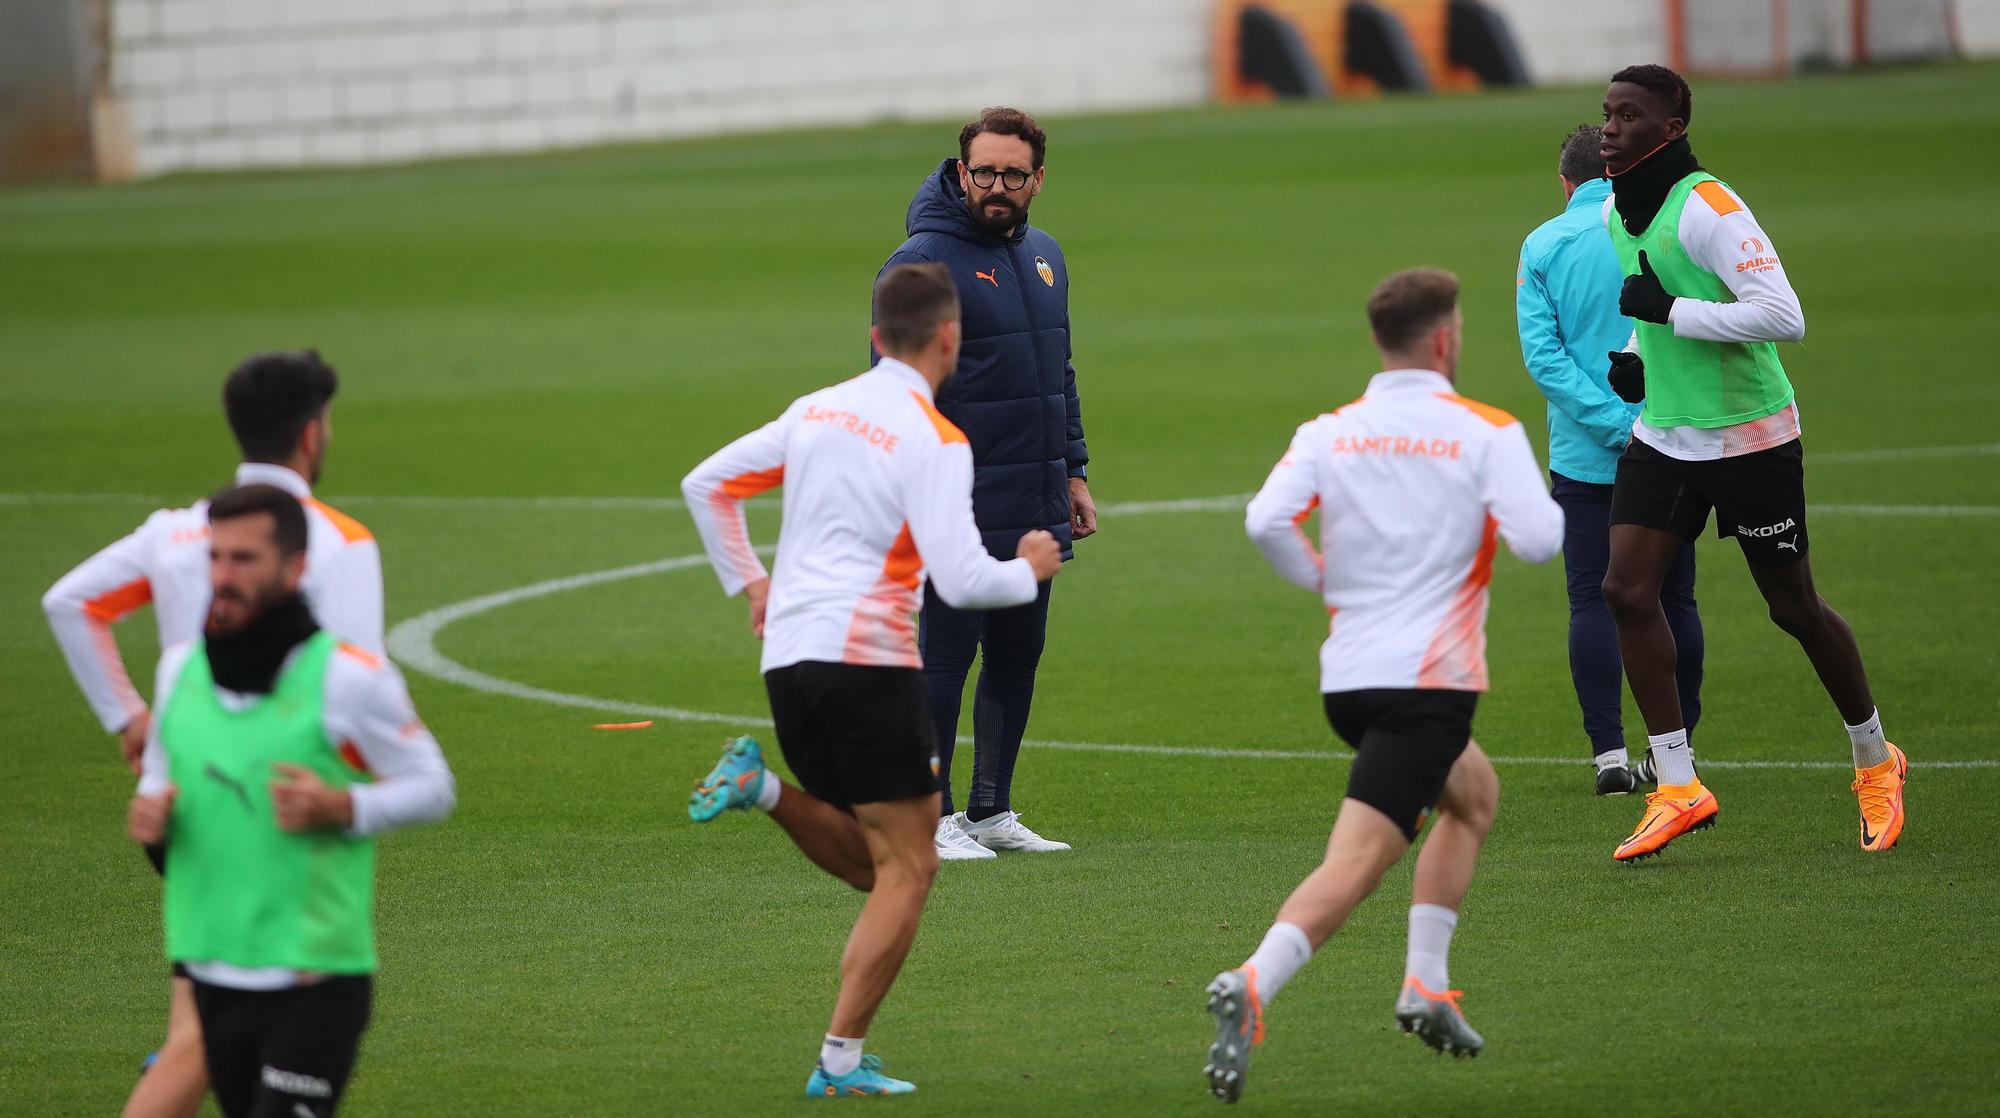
{"left": 1515, "top": 178, "right": 1641, "bottom": 485}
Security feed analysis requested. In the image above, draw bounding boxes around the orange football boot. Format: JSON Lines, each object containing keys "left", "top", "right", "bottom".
{"left": 1853, "top": 743, "right": 1907, "bottom": 852}
{"left": 1613, "top": 780, "right": 1719, "bottom": 862}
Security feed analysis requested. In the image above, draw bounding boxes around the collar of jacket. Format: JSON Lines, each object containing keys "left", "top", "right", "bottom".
{"left": 1366, "top": 368, "right": 1454, "bottom": 395}
{"left": 1609, "top": 135, "right": 1702, "bottom": 236}
{"left": 1565, "top": 176, "right": 1612, "bottom": 215}
{"left": 906, "top": 158, "right": 1030, "bottom": 247}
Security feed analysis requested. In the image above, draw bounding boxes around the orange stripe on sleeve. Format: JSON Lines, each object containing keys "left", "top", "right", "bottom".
{"left": 84, "top": 578, "right": 153, "bottom": 623}
{"left": 304, "top": 498, "right": 374, "bottom": 543}
{"left": 1434, "top": 393, "right": 1517, "bottom": 429}
{"left": 337, "top": 641, "right": 383, "bottom": 670}
{"left": 719, "top": 466, "right": 785, "bottom": 499}
{"left": 909, "top": 392, "right": 968, "bottom": 445}
{"left": 1693, "top": 181, "right": 1742, "bottom": 217}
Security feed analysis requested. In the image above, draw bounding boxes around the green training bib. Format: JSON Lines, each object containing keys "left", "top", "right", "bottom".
{"left": 1608, "top": 172, "right": 1795, "bottom": 429}
{"left": 160, "top": 632, "right": 377, "bottom": 973}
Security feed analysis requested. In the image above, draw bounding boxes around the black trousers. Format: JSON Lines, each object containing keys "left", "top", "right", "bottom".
{"left": 1552, "top": 472, "right": 1704, "bottom": 758}
{"left": 918, "top": 578, "right": 1054, "bottom": 818}
{"left": 192, "top": 975, "right": 372, "bottom": 1118}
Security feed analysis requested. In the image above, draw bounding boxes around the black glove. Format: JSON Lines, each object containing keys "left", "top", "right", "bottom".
{"left": 1606, "top": 350, "right": 1646, "bottom": 404}
{"left": 1619, "top": 250, "right": 1676, "bottom": 325}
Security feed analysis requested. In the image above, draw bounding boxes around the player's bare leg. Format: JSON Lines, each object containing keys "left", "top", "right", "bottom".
{"left": 689, "top": 736, "right": 873, "bottom": 889}
{"left": 802, "top": 795, "right": 940, "bottom": 1097}
{"left": 1274, "top": 802, "right": 1412, "bottom": 945}
{"left": 826, "top": 794, "right": 940, "bottom": 1040}
{"left": 1602, "top": 524, "right": 1688, "bottom": 735}
{"left": 1747, "top": 557, "right": 1875, "bottom": 723}
{"left": 121, "top": 977, "right": 205, "bottom": 1118}
{"left": 1410, "top": 741, "right": 1498, "bottom": 912}
{"left": 1605, "top": 525, "right": 1718, "bottom": 860}
{"left": 1399, "top": 743, "right": 1497, "bottom": 1056}
{"left": 1749, "top": 556, "right": 1905, "bottom": 849}
{"left": 765, "top": 780, "right": 874, "bottom": 891}
{"left": 1205, "top": 800, "right": 1410, "bottom": 1101}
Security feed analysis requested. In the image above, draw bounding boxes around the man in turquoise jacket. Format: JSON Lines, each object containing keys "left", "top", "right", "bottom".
{"left": 1516, "top": 124, "right": 1703, "bottom": 795}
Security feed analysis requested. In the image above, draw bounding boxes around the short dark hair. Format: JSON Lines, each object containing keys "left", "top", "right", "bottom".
{"left": 207, "top": 484, "right": 308, "bottom": 557}
{"left": 1611, "top": 63, "right": 1692, "bottom": 125}
{"left": 1367, "top": 268, "right": 1460, "bottom": 352}
{"left": 1559, "top": 123, "right": 1605, "bottom": 183}
{"left": 222, "top": 350, "right": 339, "bottom": 464}
{"left": 873, "top": 263, "right": 961, "bottom": 355}
{"left": 959, "top": 106, "right": 1047, "bottom": 170}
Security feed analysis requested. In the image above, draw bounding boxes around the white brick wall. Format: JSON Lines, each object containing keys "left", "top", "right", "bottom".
{"left": 118, "top": 1, "right": 1964, "bottom": 177}
{"left": 109, "top": 0, "right": 1216, "bottom": 175}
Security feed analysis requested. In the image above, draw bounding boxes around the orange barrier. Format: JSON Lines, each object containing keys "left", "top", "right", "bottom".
{"left": 1377, "top": 1, "right": 1483, "bottom": 92}
{"left": 1213, "top": 0, "right": 1348, "bottom": 101}
{"left": 1214, "top": 0, "right": 1506, "bottom": 100}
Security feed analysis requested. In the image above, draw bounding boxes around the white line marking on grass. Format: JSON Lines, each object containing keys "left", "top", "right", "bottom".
{"left": 1814, "top": 442, "right": 2000, "bottom": 464}
{"left": 386, "top": 550, "right": 1999, "bottom": 772}
{"left": 1817, "top": 504, "right": 2000, "bottom": 518}
{"left": 10, "top": 489, "right": 2000, "bottom": 521}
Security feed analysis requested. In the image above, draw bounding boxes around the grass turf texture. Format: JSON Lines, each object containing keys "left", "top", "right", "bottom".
{"left": 4, "top": 61, "right": 1999, "bottom": 1116}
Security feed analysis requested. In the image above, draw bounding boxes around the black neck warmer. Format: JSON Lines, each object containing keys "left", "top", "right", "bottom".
{"left": 206, "top": 593, "right": 319, "bottom": 694}
{"left": 1610, "top": 135, "right": 1703, "bottom": 236}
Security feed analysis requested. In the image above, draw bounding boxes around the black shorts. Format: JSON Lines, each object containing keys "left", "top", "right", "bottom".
{"left": 191, "top": 975, "right": 372, "bottom": 1118}
{"left": 1323, "top": 689, "right": 1477, "bottom": 841}
{"left": 764, "top": 661, "right": 939, "bottom": 809}
{"left": 1610, "top": 437, "right": 1808, "bottom": 567}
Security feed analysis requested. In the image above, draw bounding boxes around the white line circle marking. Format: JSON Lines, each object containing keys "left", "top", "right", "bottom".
{"left": 386, "top": 547, "right": 1998, "bottom": 773}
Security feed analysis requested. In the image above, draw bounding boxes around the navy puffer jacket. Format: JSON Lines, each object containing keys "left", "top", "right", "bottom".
{"left": 876, "top": 159, "right": 1089, "bottom": 559}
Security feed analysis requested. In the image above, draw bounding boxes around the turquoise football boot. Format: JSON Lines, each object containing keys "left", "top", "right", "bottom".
{"left": 805, "top": 1053, "right": 916, "bottom": 1097}
{"left": 688, "top": 736, "right": 769, "bottom": 822}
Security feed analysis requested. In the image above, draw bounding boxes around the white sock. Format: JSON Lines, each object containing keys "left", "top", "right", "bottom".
{"left": 1596, "top": 747, "right": 1630, "bottom": 772}
{"left": 754, "top": 771, "right": 782, "bottom": 812}
{"left": 1846, "top": 708, "right": 1889, "bottom": 769}
{"left": 1404, "top": 903, "right": 1458, "bottom": 991}
{"left": 819, "top": 1034, "right": 863, "bottom": 1077}
{"left": 1242, "top": 922, "right": 1313, "bottom": 1006}
{"left": 1648, "top": 729, "right": 1696, "bottom": 786}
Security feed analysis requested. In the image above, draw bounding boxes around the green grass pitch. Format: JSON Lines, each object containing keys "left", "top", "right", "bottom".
{"left": 4, "top": 61, "right": 1999, "bottom": 1116}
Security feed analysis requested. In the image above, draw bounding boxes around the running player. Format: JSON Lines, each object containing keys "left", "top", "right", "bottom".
{"left": 1595, "top": 64, "right": 1905, "bottom": 861}
{"left": 678, "top": 263, "right": 1061, "bottom": 1097}
{"left": 41, "top": 350, "right": 381, "bottom": 1118}
{"left": 126, "top": 484, "right": 454, "bottom": 1118}
{"left": 1203, "top": 269, "right": 1563, "bottom": 1103}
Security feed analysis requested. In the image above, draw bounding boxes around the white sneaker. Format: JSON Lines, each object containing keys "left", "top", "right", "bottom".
{"left": 958, "top": 810, "right": 1071, "bottom": 852}
{"left": 934, "top": 815, "right": 997, "bottom": 861}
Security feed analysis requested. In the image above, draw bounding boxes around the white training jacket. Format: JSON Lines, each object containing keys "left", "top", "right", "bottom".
{"left": 1606, "top": 180, "right": 1807, "bottom": 461}
{"left": 139, "top": 637, "right": 455, "bottom": 991}
{"left": 41, "top": 463, "right": 384, "bottom": 734}
{"left": 681, "top": 357, "right": 1039, "bottom": 674}
{"left": 1245, "top": 369, "right": 1565, "bottom": 694}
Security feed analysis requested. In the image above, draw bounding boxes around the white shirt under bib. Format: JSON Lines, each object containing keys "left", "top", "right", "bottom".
{"left": 1605, "top": 180, "right": 1808, "bottom": 461}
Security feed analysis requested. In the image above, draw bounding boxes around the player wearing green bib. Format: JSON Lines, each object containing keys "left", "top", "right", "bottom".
{"left": 128, "top": 486, "right": 455, "bottom": 1118}
{"left": 1593, "top": 65, "right": 1906, "bottom": 864}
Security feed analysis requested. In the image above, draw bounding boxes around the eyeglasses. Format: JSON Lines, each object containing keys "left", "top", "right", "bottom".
{"left": 967, "top": 165, "right": 1033, "bottom": 190}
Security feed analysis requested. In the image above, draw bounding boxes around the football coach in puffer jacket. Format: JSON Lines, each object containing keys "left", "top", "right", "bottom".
{"left": 874, "top": 106, "right": 1092, "bottom": 861}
